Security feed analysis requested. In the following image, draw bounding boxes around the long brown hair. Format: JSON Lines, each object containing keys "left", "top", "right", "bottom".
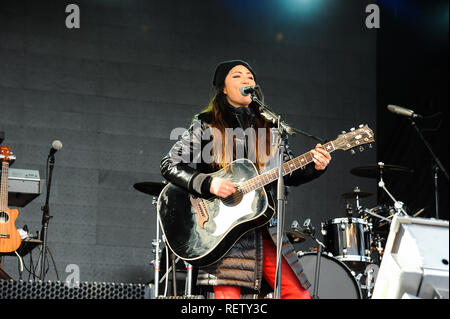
{"left": 198, "top": 88, "right": 275, "bottom": 170}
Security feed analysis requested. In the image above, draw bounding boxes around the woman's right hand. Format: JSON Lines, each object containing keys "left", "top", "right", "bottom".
{"left": 210, "top": 177, "right": 236, "bottom": 198}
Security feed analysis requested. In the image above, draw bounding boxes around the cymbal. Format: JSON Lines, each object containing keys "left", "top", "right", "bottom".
{"left": 133, "top": 182, "right": 166, "bottom": 196}
{"left": 341, "top": 189, "right": 373, "bottom": 199}
{"left": 350, "top": 164, "right": 414, "bottom": 179}
{"left": 286, "top": 231, "right": 306, "bottom": 244}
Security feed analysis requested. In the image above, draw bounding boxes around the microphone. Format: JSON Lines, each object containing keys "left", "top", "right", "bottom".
{"left": 387, "top": 104, "right": 423, "bottom": 119}
{"left": 49, "top": 140, "right": 63, "bottom": 157}
{"left": 240, "top": 85, "right": 257, "bottom": 96}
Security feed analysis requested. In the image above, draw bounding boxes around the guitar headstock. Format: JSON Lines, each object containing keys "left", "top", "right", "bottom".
{"left": 0, "top": 146, "right": 16, "bottom": 164}
{"left": 334, "top": 124, "right": 375, "bottom": 153}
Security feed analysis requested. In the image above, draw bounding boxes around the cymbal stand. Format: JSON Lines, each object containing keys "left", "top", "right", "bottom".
{"left": 363, "top": 208, "right": 392, "bottom": 224}
{"left": 151, "top": 197, "right": 162, "bottom": 298}
{"left": 377, "top": 162, "right": 408, "bottom": 216}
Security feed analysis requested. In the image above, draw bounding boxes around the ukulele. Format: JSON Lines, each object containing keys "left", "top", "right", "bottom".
{"left": 0, "top": 146, "right": 22, "bottom": 253}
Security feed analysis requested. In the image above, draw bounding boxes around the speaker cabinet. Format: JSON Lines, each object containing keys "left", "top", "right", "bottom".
{"left": 0, "top": 280, "right": 151, "bottom": 299}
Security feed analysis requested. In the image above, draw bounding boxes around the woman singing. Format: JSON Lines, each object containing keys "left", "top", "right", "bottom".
{"left": 160, "top": 60, "right": 331, "bottom": 299}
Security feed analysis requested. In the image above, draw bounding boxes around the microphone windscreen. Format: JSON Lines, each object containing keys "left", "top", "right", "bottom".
{"left": 52, "top": 140, "right": 63, "bottom": 150}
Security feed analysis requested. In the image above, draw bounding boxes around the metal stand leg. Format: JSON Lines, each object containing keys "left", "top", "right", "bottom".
{"left": 312, "top": 243, "right": 323, "bottom": 299}
{"left": 151, "top": 197, "right": 162, "bottom": 298}
{"left": 184, "top": 262, "right": 193, "bottom": 297}
{"left": 171, "top": 253, "right": 177, "bottom": 296}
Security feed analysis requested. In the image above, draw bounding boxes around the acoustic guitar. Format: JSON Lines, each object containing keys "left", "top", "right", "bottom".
{"left": 0, "top": 146, "right": 22, "bottom": 253}
{"left": 157, "top": 125, "right": 375, "bottom": 267}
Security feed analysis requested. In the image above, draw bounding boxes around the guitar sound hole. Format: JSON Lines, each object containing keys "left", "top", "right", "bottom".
{"left": 221, "top": 190, "right": 243, "bottom": 207}
{"left": 0, "top": 211, "right": 10, "bottom": 224}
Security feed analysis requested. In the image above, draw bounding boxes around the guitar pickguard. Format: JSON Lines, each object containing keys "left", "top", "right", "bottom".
{"left": 211, "top": 190, "right": 256, "bottom": 237}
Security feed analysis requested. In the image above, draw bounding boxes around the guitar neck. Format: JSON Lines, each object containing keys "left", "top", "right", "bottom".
{"left": 240, "top": 141, "right": 336, "bottom": 194}
{"left": 0, "top": 162, "right": 8, "bottom": 211}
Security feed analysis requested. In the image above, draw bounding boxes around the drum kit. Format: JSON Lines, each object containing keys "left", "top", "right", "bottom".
{"left": 133, "top": 162, "right": 419, "bottom": 299}
{"left": 290, "top": 162, "right": 421, "bottom": 299}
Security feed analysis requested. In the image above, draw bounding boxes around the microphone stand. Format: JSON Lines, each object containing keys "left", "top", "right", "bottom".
{"left": 39, "top": 154, "right": 55, "bottom": 280}
{"left": 409, "top": 118, "right": 449, "bottom": 219}
{"left": 250, "top": 92, "right": 286, "bottom": 299}
{"left": 250, "top": 92, "right": 327, "bottom": 298}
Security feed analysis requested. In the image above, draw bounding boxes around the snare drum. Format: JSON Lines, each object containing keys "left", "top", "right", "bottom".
{"left": 322, "top": 217, "right": 372, "bottom": 268}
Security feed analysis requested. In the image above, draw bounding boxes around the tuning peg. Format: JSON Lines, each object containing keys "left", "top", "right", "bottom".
{"left": 350, "top": 149, "right": 356, "bottom": 155}
{"left": 359, "top": 146, "right": 365, "bottom": 152}
{"left": 350, "top": 127, "right": 355, "bottom": 131}
{"left": 341, "top": 131, "right": 346, "bottom": 134}
{"left": 369, "top": 143, "right": 373, "bottom": 148}
{"left": 359, "top": 124, "right": 364, "bottom": 128}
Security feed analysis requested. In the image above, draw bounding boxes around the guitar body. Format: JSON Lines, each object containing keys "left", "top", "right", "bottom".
{"left": 0, "top": 207, "right": 22, "bottom": 253}
{"left": 157, "top": 159, "right": 274, "bottom": 267}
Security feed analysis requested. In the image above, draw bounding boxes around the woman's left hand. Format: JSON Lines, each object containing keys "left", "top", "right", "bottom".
{"left": 311, "top": 144, "right": 331, "bottom": 170}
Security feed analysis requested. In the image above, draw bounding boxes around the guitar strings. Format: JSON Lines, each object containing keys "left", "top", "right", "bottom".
{"left": 200, "top": 162, "right": 301, "bottom": 206}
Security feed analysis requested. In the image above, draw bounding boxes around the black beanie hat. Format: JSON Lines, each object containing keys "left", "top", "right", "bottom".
{"left": 212, "top": 60, "right": 256, "bottom": 89}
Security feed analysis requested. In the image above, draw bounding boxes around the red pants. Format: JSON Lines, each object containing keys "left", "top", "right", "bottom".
{"left": 213, "top": 239, "right": 311, "bottom": 299}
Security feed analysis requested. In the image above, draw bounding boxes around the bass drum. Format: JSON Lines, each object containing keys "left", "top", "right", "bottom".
{"left": 297, "top": 252, "right": 362, "bottom": 299}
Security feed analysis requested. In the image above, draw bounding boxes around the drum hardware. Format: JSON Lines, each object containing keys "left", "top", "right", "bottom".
{"left": 296, "top": 218, "right": 326, "bottom": 299}
{"left": 376, "top": 162, "right": 409, "bottom": 216}
{"left": 134, "top": 180, "right": 196, "bottom": 299}
{"left": 134, "top": 181, "right": 166, "bottom": 298}
{"left": 150, "top": 195, "right": 163, "bottom": 298}
{"left": 363, "top": 207, "right": 392, "bottom": 224}
{"left": 289, "top": 220, "right": 307, "bottom": 243}
{"left": 413, "top": 207, "right": 425, "bottom": 217}
{"left": 341, "top": 186, "right": 373, "bottom": 219}
{"left": 354, "top": 263, "right": 379, "bottom": 298}
{"left": 286, "top": 231, "right": 306, "bottom": 244}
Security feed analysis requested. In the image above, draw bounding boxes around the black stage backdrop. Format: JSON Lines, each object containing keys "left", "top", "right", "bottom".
{"left": 0, "top": 0, "right": 446, "bottom": 288}
{"left": 376, "top": 0, "right": 449, "bottom": 221}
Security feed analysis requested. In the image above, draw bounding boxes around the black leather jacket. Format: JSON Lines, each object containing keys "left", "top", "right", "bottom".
{"left": 160, "top": 104, "right": 325, "bottom": 292}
